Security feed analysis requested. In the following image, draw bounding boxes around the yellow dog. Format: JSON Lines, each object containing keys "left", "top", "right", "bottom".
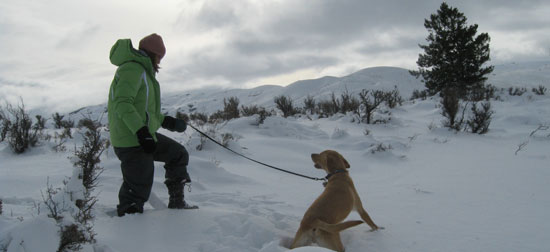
{"left": 290, "top": 150, "right": 381, "bottom": 251}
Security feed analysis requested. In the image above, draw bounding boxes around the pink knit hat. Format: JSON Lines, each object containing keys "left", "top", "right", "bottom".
{"left": 139, "top": 33, "right": 166, "bottom": 60}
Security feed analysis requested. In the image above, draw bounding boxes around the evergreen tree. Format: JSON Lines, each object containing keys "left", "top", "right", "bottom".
{"left": 411, "top": 2, "right": 493, "bottom": 98}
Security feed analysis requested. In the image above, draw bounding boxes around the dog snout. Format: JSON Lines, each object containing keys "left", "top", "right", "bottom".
{"left": 311, "top": 153, "right": 322, "bottom": 168}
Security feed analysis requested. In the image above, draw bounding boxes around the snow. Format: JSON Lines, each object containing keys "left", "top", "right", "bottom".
{"left": 0, "top": 217, "right": 59, "bottom": 252}
{"left": 1, "top": 62, "right": 550, "bottom": 251}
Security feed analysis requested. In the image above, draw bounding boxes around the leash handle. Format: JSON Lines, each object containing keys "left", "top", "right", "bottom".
{"left": 188, "top": 124, "right": 326, "bottom": 182}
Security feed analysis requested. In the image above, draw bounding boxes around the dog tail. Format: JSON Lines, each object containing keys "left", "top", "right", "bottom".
{"left": 313, "top": 219, "right": 363, "bottom": 233}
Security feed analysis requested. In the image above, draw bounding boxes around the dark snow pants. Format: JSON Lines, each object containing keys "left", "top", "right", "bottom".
{"left": 114, "top": 133, "right": 190, "bottom": 212}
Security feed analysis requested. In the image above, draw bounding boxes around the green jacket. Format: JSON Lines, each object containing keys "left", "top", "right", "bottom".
{"left": 107, "top": 39, "right": 165, "bottom": 147}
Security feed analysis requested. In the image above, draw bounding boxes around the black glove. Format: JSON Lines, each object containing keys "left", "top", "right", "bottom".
{"left": 136, "top": 126, "right": 156, "bottom": 153}
{"left": 162, "top": 116, "right": 187, "bottom": 132}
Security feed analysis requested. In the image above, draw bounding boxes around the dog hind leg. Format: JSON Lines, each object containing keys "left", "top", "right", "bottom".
{"left": 312, "top": 219, "right": 363, "bottom": 233}
{"left": 290, "top": 227, "right": 313, "bottom": 249}
{"left": 316, "top": 229, "right": 345, "bottom": 252}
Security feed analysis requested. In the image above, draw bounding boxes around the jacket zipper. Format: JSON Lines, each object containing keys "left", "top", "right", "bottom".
{"left": 111, "top": 73, "right": 120, "bottom": 101}
{"left": 141, "top": 71, "right": 151, "bottom": 128}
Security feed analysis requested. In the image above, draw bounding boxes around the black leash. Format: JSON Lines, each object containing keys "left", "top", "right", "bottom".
{"left": 188, "top": 124, "right": 326, "bottom": 182}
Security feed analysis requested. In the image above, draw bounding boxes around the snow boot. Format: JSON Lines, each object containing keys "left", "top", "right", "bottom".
{"left": 165, "top": 179, "right": 198, "bottom": 209}
{"left": 117, "top": 202, "right": 144, "bottom": 217}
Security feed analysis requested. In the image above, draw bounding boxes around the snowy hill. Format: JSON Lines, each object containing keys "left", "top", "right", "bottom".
{"left": 1, "top": 62, "right": 550, "bottom": 252}
{"left": 64, "top": 65, "right": 427, "bottom": 122}
{"left": 158, "top": 61, "right": 550, "bottom": 116}
{"left": 160, "top": 66, "right": 425, "bottom": 116}
{"left": 488, "top": 61, "right": 550, "bottom": 88}
{"left": 68, "top": 61, "right": 550, "bottom": 120}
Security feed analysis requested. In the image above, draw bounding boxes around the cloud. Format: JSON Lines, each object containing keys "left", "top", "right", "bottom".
{"left": 167, "top": 44, "right": 338, "bottom": 86}
{"left": 167, "top": 0, "right": 436, "bottom": 87}
{"left": 162, "top": 0, "right": 550, "bottom": 90}
{"left": 56, "top": 22, "right": 101, "bottom": 49}
{"left": 1, "top": 0, "right": 550, "bottom": 112}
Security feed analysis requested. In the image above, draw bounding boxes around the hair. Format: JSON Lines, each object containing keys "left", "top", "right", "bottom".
{"left": 141, "top": 49, "right": 161, "bottom": 73}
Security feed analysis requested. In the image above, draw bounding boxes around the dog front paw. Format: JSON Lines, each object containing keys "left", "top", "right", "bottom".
{"left": 369, "top": 226, "right": 385, "bottom": 232}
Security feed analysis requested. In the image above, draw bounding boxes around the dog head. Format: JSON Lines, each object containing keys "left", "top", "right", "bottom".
{"left": 311, "top": 150, "right": 350, "bottom": 173}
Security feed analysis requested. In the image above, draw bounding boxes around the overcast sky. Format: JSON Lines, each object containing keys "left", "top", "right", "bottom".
{"left": 1, "top": 0, "right": 549, "bottom": 112}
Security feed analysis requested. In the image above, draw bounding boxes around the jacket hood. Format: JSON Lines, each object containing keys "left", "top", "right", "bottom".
{"left": 109, "top": 39, "right": 154, "bottom": 74}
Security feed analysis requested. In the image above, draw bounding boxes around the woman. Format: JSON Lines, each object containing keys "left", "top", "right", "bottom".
{"left": 107, "top": 33, "right": 197, "bottom": 217}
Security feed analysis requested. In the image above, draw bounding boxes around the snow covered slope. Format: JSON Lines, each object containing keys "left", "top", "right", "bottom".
{"left": 68, "top": 61, "right": 550, "bottom": 120}
{"left": 160, "top": 66, "right": 425, "bottom": 116}
{"left": 1, "top": 62, "right": 550, "bottom": 252}
{"left": 488, "top": 61, "right": 550, "bottom": 89}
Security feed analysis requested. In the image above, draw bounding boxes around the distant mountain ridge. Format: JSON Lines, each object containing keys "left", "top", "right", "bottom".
{"left": 487, "top": 60, "right": 550, "bottom": 88}
{"left": 70, "top": 61, "right": 550, "bottom": 119}
{"left": 160, "top": 66, "right": 424, "bottom": 115}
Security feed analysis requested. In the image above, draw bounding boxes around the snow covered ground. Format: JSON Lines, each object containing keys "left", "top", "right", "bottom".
{"left": 1, "top": 63, "right": 550, "bottom": 251}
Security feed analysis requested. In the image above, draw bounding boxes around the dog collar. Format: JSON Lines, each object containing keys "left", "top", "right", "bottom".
{"left": 324, "top": 169, "right": 348, "bottom": 180}
{"left": 322, "top": 170, "right": 348, "bottom": 187}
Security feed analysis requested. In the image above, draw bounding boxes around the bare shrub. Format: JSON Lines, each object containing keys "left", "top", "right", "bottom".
{"left": 69, "top": 195, "right": 97, "bottom": 250}
{"left": 370, "top": 143, "right": 393, "bottom": 154}
{"left": 515, "top": 141, "right": 529, "bottom": 155}
{"left": 207, "top": 97, "right": 241, "bottom": 123}
{"left": 74, "top": 116, "right": 109, "bottom": 194}
{"left": 53, "top": 112, "right": 64, "bottom": 129}
{"left": 532, "top": 85, "right": 547, "bottom": 95}
{"left": 195, "top": 123, "right": 226, "bottom": 151}
{"left": 358, "top": 90, "right": 385, "bottom": 124}
{"left": 41, "top": 178, "right": 92, "bottom": 252}
{"left": 41, "top": 180, "right": 68, "bottom": 221}
{"left": 59, "top": 224, "right": 87, "bottom": 252}
{"left": 0, "top": 198, "right": 3, "bottom": 215}
{"left": 373, "top": 110, "right": 392, "bottom": 124}
{"left": 55, "top": 116, "right": 108, "bottom": 251}
{"left": 34, "top": 115, "right": 47, "bottom": 132}
{"left": 466, "top": 84, "right": 497, "bottom": 102}
{"left": 62, "top": 127, "right": 73, "bottom": 139}
{"left": 52, "top": 132, "right": 68, "bottom": 152}
{"left": 339, "top": 90, "right": 360, "bottom": 114}
{"left": 317, "top": 99, "right": 339, "bottom": 117}
{"left": 508, "top": 87, "right": 527, "bottom": 96}
{"left": 77, "top": 118, "right": 96, "bottom": 130}
{"left": 441, "top": 89, "right": 466, "bottom": 131}
{"left": 221, "top": 133, "right": 234, "bottom": 147}
{"left": 1, "top": 101, "right": 41, "bottom": 154}
{"left": 175, "top": 111, "right": 189, "bottom": 122}
{"left": 303, "top": 95, "right": 316, "bottom": 114}
{"left": 187, "top": 104, "right": 197, "bottom": 113}
{"left": 190, "top": 112, "right": 208, "bottom": 126}
{"left": 51, "top": 124, "right": 73, "bottom": 152}
{"left": 241, "top": 105, "right": 269, "bottom": 125}
{"left": 0, "top": 110, "right": 10, "bottom": 142}
{"left": 52, "top": 112, "right": 74, "bottom": 129}
{"left": 383, "top": 87, "right": 404, "bottom": 108}
{"left": 208, "top": 111, "right": 225, "bottom": 124}
{"left": 530, "top": 125, "right": 550, "bottom": 137}
{"left": 274, "top": 95, "right": 297, "bottom": 118}
{"left": 315, "top": 91, "right": 360, "bottom": 116}
{"left": 39, "top": 119, "right": 106, "bottom": 252}
{"left": 467, "top": 102, "right": 494, "bottom": 134}
{"left": 482, "top": 84, "right": 497, "bottom": 101}
{"left": 240, "top": 104, "right": 261, "bottom": 117}
{"left": 223, "top": 97, "right": 240, "bottom": 120}
{"left": 411, "top": 89, "right": 430, "bottom": 100}
{"left": 256, "top": 109, "right": 270, "bottom": 125}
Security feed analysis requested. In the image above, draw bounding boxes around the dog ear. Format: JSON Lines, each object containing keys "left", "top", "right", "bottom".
{"left": 343, "top": 158, "right": 350, "bottom": 169}
{"left": 339, "top": 153, "right": 350, "bottom": 169}
{"left": 326, "top": 153, "right": 344, "bottom": 170}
